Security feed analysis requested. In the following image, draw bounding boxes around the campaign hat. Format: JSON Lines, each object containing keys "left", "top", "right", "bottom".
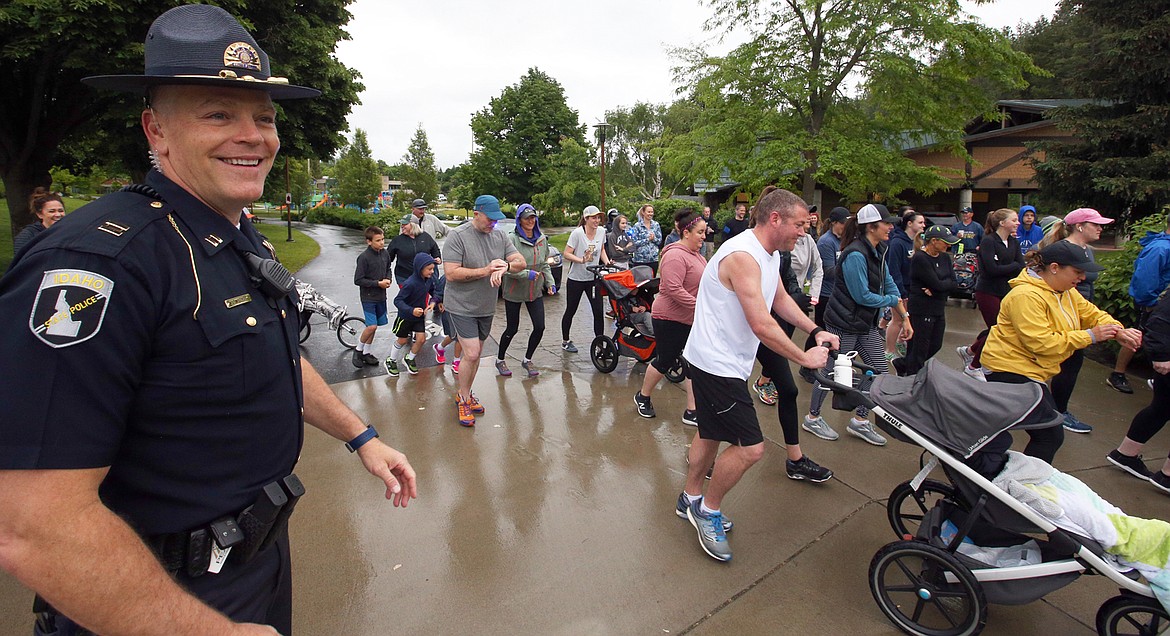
{"left": 82, "top": 4, "right": 319, "bottom": 100}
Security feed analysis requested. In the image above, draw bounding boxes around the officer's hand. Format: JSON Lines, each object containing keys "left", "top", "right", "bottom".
{"left": 232, "top": 623, "right": 281, "bottom": 635}
{"left": 357, "top": 440, "right": 418, "bottom": 507}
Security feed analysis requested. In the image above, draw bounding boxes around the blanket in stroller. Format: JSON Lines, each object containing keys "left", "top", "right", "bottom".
{"left": 994, "top": 451, "right": 1170, "bottom": 612}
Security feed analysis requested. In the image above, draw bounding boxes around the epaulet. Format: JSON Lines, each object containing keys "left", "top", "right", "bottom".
{"left": 50, "top": 188, "right": 172, "bottom": 259}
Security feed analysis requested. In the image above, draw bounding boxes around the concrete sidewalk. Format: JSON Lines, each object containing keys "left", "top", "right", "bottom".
{"left": 2, "top": 223, "right": 1165, "bottom": 635}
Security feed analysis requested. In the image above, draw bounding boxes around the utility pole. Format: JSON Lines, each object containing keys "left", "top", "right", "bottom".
{"left": 285, "top": 158, "right": 294, "bottom": 242}
{"left": 593, "top": 122, "right": 612, "bottom": 211}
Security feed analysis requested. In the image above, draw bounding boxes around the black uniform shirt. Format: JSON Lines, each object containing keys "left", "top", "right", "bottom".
{"left": 0, "top": 170, "right": 303, "bottom": 536}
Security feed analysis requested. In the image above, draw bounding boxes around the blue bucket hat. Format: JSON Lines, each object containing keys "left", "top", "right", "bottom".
{"left": 82, "top": 4, "right": 319, "bottom": 100}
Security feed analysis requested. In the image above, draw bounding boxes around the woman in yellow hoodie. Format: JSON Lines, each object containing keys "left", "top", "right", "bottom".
{"left": 983, "top": 241, "right": 1143, "bottom": 463}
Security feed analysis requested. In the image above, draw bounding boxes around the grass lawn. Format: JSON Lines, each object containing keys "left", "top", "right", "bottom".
{"left": 1, "top": 197, "right": 319, "bottom": 275}
{"left": 548, "top": 231, "right": 569, "bottom": 252}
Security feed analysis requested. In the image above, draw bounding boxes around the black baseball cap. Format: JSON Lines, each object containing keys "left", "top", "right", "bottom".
{"left": 1039, "top": 241, "right": 1104, "bottom": 272}
{"left": 923, "top": 225, "right": 960, "bottom": 244}
{"left": 411, "top": 199, "right": 427, "bottom": 209}
{"left": 828, "top": 207, "right": 850, "bottom": 223}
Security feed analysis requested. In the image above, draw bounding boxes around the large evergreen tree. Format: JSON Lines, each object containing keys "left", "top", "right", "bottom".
{"left": 1032, "top": 0, "right": 1170, "bottom": 219}
{"left": 333, "top": 130, "right": 381, "bottom": 209}
{"left": 401, "top": 125, "right": 439, "bottom": 205}
{"left": 0, "top": 0, "right": 361, "bottom": 238}
{"left": 667, "top": 0, "right": 1035, "bottom": 201}
{"left": 465, "top": 68, "right": 586, "bottom": 203}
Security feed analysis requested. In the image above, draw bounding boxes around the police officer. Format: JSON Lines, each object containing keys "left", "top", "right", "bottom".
{"left": 0, "top": 5, "right": 416, "bottom": 635}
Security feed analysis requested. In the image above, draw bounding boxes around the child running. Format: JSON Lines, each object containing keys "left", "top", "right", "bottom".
{"left": 385, "top": 253, "right": 437, "bottom": 377}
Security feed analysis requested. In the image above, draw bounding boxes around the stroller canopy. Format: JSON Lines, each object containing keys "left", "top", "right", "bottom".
{"left": 602, "top": 266, "right": 658, "bottom": 300}
{"left": 869, "top": 359, "right": 1063, "bottom": 458}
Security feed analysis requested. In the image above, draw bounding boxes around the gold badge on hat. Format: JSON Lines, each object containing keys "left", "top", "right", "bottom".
{"left": 224, "top": 42, "right": 261, "bottom": 71}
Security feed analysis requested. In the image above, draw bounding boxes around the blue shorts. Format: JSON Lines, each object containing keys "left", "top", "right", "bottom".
{"left": 362, "top": 301, "right": 388, "bottom": 327}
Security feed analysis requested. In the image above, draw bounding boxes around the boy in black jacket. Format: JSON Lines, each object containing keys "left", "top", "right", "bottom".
{"left": 385, "top": 253, "right": 437, "bottom": 376}
{"left": 353, "top": 226, "right": 393, "bottom": 367}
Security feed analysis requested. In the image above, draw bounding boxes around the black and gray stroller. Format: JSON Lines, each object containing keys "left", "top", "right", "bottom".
{"left": 816, "top": 358, "right": 1167, "bottom": 636}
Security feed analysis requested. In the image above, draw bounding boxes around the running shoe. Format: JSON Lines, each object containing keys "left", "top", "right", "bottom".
{"left": 786, "top": 455, "right": 833, "bottom": 482}
{"left": 468, "top": 392, "right": 485, "bottom": 414}
{"left": 634, "top": 392, "right": 656, "bottom": 418}
{"left": 521, "top": 360, "right": 540, "bottom": 377}
{"left": 495, "top": 359, "right": 512, "bottom": 377}
{"left": 674, "top": 493, "right": 732, "bottom": 532}
{"left": 562, "top": 341, "right": 578, "bottom": 353}
{"left": 753, "top": 379, "right": 778, "bottom": 405}
{"left": 895, "top": 341, "right": 907, "bottom": 358}
{"left": 351, "top": 349, "right": 364, "bottom": 368}
{"left": 362, "top": 353, "right": 379, "bottom": 366}
{"left": 1107, "top": 449, "right": 1152, "bottom": 480}
{"left": 455, "top": 395, "right": 475, "bottom": 427}
{"left": 847, "top": 418, "right": 887, "bottom": 446}
{"left": 451, "top": 360, "right": 460, "bottom": 375}
{"left": 963, "top": 365, "right": 987, "bottom": 382}
{"left": 1061, "top": 412, "right": 1092, "bottom": 434}
{"left": 384, "top": 358, "right": 400, "bottom": 377}
{"left": 433, "top": 343, "right": 446, "bottom": 364}
{"left": 404, "top": 357, "right": 419, "bottom": 375}
{"left": 1151, "top": 471, "right": 1170, "bottom": 495}
{"left": 802, "top": 415, "right": 839, "bottom": 441}
{"left": 798, "top": 367, "right": 817, "bottom": 385}
{"left": 686, "top": 500, "right": 731, "bottom": 562}
{"left": 682, "top": 409, "right": 698, "bottom": 427}
{"left": 956, "top": 345, "right": 974, "bottom": 367}
{"left": 1107, "top": 372, "right": 1134, "bottom": 394}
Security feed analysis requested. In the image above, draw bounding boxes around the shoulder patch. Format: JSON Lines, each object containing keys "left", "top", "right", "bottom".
{"left": 29, "top": 269, "right": 115, "bottom": 348}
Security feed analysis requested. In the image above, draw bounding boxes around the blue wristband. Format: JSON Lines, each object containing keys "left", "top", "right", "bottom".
{"left": 345, "top": 425, "right": 379, "bottom": 452}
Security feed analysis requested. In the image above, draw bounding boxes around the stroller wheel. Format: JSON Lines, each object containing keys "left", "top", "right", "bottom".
{"left": 1096, "top": 594, "right": 1170, "bottom": 636}
{"left": 664, "top": 357, "right": 687, "bottom": 384}
{"left": 888, "top": 479, "right": 967, "bottom": 540}
{"left": 870, "top": 540, "right": 987, "bottom": 636}
{"left": 590, "top": 335, "right": 619, "bottom": 373}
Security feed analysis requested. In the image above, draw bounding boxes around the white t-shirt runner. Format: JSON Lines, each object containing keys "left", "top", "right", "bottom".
{"left": 684, "top": 229, "right": 781, "bottom": 380}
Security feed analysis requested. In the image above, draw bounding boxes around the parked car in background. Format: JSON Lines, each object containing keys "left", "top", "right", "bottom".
{"left": 922, "top": 212, "right": 959, "bottom": 228}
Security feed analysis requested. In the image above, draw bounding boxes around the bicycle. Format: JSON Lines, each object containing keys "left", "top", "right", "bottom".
{"left": 295, "top": 279, "right": 366, "bottom": 350}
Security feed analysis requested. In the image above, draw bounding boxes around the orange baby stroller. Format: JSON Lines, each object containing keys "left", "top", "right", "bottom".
{"left": 586, "top": 264, "right": 685, "bottom": 382}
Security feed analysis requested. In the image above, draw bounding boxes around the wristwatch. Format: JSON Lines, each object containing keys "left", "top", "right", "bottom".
{"left": 345, "top": 425, "right": 379, "bottom": 452}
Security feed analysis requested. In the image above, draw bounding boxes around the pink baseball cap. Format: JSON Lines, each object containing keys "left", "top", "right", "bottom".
{"left": 1064, "top": 208, "right": 1114, "bottom": 225}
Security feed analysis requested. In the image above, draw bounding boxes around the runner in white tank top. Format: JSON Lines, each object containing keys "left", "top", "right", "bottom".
{"left": 676, "top": 188, "right": 838, "bottom": 563}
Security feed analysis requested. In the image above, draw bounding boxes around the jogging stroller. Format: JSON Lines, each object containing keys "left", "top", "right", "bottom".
{"left": 952, "top": 251, "right": 979, "bottom": 299}
{"left": 815, "top": 358, "right": 1167, "bottom": 636}
{"left": 586, "top": 264, "right": 684, "bottom": 382}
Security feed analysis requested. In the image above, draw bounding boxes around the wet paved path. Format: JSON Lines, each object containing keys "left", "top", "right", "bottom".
{"left": 3, "top": 223, "right": 1166, "bottom": 635}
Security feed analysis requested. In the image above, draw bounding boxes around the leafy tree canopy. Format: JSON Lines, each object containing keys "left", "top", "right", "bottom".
{"left": 333, "top": 129, "right": 381, "bottom": 209}
{"left": 0, "top": 0, "right": 361, "bottom": 238}
{"left": 666, "top": 0, "right": 1035, "bottom": 201}
{"left": 465, "top": 68, "right": 586, "bottom": 204}
{"left": 532, "top": 138, "right": 600, "bottom": 215}
{"left": 402, "top": 125, "right": 439, "bottom": 205}
{"left": 603, "top": 100, "right": 699, "bottom": 203}
{"left": 1032, "top": 0, "right": 1170, "bottom": 220}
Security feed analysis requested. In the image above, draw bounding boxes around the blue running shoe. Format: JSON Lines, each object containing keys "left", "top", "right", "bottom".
{"left": 1062, "top": 412, "right": 1092, "bottom": 434}
{"left": 675, "top": 493, "right": 732, "bottom": 532}
{"left": 686, "top": 500, "right": 731, "bottom": 562}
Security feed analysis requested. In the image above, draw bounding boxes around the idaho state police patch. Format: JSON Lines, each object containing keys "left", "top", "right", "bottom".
{"left": 29, "top": 269, "right": 115, "bottom": 348}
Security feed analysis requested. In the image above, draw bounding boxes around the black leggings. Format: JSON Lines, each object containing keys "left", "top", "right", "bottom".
{"left": 986, "top": 371, "right": 1064, "bottom": 464}
{"left": 1050, "top": 349, "right": 1084, "bottom": 413}
{"left": 1123, "top": 371, "right": 1170, "bottom": 448}
{"left": 561, "top": 278, "right": 603, "bottom": 340}
{"left": 499, "top": 296, "right": 545, "bottom": 360}
{"left": 898, "top": 314, "right": 945, "bottom": 376}
{"left": 759, "top": 317, "right": 801, "bottom": 446}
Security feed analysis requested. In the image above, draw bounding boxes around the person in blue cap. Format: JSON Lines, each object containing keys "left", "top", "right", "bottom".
{"left": 0, "top": 6, "right": 416, "bottom": 634}
{"left": 442, "top": 194, "right": 525, "bottom": 426}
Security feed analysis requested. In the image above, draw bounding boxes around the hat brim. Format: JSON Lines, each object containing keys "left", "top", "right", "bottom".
{"left": 82, "top": 74, "right": 320, "bottom": 100}
{"left": 1074, "top": 261, "right": 1105, "bottom": 273}
{"left": 932, "top": 234, "right": 961, "bottom": 244}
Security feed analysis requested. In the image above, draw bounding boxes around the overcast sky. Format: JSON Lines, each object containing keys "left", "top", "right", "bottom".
{"left": 333, "top": 0, "right": 1058, "bottom": 170}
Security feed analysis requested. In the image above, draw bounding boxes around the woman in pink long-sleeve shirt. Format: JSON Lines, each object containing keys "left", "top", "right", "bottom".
{"left": 633, "top": 208, "right": 709, "bottom": 425}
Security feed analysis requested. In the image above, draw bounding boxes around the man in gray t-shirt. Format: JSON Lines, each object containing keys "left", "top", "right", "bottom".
{"left": 442, "top": 195, "right": 524, "bottom": 427}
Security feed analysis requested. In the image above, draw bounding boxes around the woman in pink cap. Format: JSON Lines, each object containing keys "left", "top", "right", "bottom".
{"left": 1037, "top": 207, "right": 1115, "bottom": 433}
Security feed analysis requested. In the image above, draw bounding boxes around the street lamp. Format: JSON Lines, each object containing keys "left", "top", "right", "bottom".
{"left": 593, "top": 122, "right": 612, "bottom": 211}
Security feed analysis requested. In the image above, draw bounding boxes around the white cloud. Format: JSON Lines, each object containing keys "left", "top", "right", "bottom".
{"left": 333, "top": 0, "right": 1057, "bottom": 170}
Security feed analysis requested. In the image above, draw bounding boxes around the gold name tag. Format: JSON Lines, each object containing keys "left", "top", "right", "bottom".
{"left": 224, "top": 294, "right": 252, "bottom": 308}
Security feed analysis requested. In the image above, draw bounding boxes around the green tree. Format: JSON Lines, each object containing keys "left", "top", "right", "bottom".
{"left": 264, "top": 157, "right": 314, "bottom": 211}
{"left": 333, "top": 130, "right": 381, "bottom": 209}
{"left": 465, "top": 68, "right": 586, "bottom": 203}
{"left": 604, "top": 100, "right": 699, "bottom": 202}
{"left": 667, "top": 0, "right": 1035, "bottom": 201}
{"left": 1032, "top": 0, "right": 1170, "bottom": 221}
{"left": 532, "top": 138, "right": 600, "bottom": 214}
{"left": 0, "top": 0, "right": 361, "bottom": 242}
{"left": 999, "top": 6, "right": 1083, "bottom": 100}
{"left": 401, "top": 125, "right": 439, "bottom": 205}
